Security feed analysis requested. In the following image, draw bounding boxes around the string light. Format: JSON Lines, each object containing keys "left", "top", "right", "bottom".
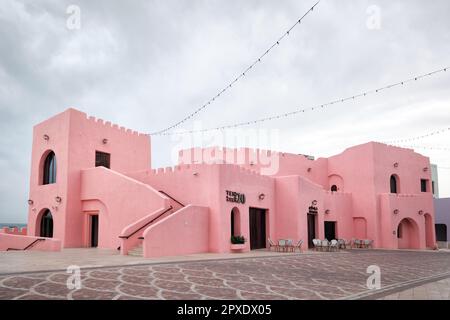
{"left": 150, "top": 1, "right": 321, "bottom": 135}
{"left": 155, "top": 66, "right": 449, "bottom": 136}
{"left": 389, "top": 145, "right": 450, "bottom": 151}
{"left": 384, "top": 127, "right": 450, "bottom": 144}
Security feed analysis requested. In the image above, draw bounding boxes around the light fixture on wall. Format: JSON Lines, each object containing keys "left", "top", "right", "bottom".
{"left": 393, "top": 209, "right": 399, "bottom": 215}
{"left": 55, "top": 196, "right": 62, "bottom": 203}
{"left": 258, "top": 193, "right": 265, "bottom": 200}
{"left": 307, "top": 167, "right": 312, "bottom": 172}
{"left": 418, "top": 210, "right": 424, "bottom": 215}
{"left": 325, "top": 209, "right": 330, "bottom": 214}
{"left": 102, "top": 138, "right": 108, "bottom": 144}
{"left": 43, "top": 134, "right": 50, "bottom": 141}
{"left": 393, "top": 162, "right": 399, "bottom": 168}
{"left": 192, "top": 172, "right": 198, "bottom": 176}
{"left": 312, "top": 200, "right": 318, "bottom": 206}
{"left": 27, "top": 199, "right": 34, "bottom": 205}
{"left": 423, "top": 167, "right": 428, "bottom": 172}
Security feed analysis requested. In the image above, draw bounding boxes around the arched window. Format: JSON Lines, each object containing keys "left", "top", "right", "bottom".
{"left": 40, "top": 209, "right": 53, "bottom": 238}
{"left": 331, "top": 185, "right": 338, "bottom": 192}
{"left": 43, "top": 151, "right": 56, "bottom": 184}
{"left": 390, "top": 175, "right": 398, "bottom": 194}
{"left": 231, "top": 207, "right": 240, "bottom": 236}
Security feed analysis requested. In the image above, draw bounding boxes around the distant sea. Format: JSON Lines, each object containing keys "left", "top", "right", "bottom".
{"left": 0, "top": 223, "right": 27, "bottom": 229}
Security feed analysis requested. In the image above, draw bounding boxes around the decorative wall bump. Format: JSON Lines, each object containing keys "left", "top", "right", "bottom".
{"left": 393, "top": 209, "right": 399, "bottom": 215}
{"left": 258, "top": 193, "right": 265, "bottom": 200}
{"left": 43, "top": 134, "right": 50, "bottom": 141}
{"left": 28, "top": 199, "right": 34, "bottom": 205}
{"left": 307, "top": 167, "right": 312, "bottom": 172}
{"left": 55, "top": 196, "right": 62, "bottom": 203}
{"left": 418, "top": 210, "right": 424, "bottom": 215}
{"left": 423, "top": 167, "right": 428, "bottom": 172}
{"left": 102, "top": 138, "right": 108, "bottom": 144}
{"left": 325, "top": 209, "right": 330, "bottom": 214}
{"left": 393, "top": 162, "right": 399, "bottom": 168}
{"left": 192, "top": 172, "right": 199, "bottom": 176}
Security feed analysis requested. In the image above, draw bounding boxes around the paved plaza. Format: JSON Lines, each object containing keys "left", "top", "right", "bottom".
{"left": 0, "top": 249, "right": 449, "bottom": 300}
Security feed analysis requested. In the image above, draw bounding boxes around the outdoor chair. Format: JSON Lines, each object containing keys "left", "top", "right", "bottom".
{"left": 344, "top": 239, "right": 352, "bottom": 249}
{"left": 295, "top": 240, "right": 303, "bottom": 252}
{"left": 278, "top": 239, "right": 287, "bottom": 252}
{"left": 268, "top": 238, "right": 278, "bottom": 252}
{"left": 321, "top": 239, "right": 330, "bottom": 252}
{"left": 312, "top": 239, "right": 321, "bottom": 251}
{"left": 337, "top": 239, "right": 345, "bottom": 249}
{"left": 354, "top": 239, "right": 362, "bottom": 248}
{"left": 330, "top": 239, "right": 339, "bottom": 252}
{"left": 286, "top": 239, "right": 295, "bottom": 252}
{"left": 364, "top": 239, "right": 373, "bottom": 249}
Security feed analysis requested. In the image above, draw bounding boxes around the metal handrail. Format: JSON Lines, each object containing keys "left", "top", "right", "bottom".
{"left": 159, "top": 191, "right": 185, "bottom": 207}
{"left": 6, "top": 238, "right": 45, "bottom": 251}
{"left": 118, "top": 206, "right": 173, "bottom": 240}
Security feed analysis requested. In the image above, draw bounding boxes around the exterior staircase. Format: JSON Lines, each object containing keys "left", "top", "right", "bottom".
{"left": 128, "top": 243, "right": 143, "bottom": 257}
{"left": 125, "top": 190, "right": 185, "bottom": 257}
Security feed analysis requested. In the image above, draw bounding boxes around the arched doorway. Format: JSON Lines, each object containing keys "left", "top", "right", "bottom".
{"left": 397, "top": 218, "right": 419, "bottom": 249}
{"left": 424, "top": 214, "right": 434, "bottom": 248}
{"left": 39, "top": 209, "right": 53, "bottom": 238}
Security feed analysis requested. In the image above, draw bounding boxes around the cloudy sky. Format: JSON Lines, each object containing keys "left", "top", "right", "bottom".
{"left": 1, "top": 0, "right": 449, "bottom": 223}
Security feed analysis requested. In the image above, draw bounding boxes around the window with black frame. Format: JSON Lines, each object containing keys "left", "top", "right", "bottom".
{"left": 43, "top": 151, "right": 56, "bottom": 184}
{"left": 95, "top": 151, "right": 110, "bottom": 168}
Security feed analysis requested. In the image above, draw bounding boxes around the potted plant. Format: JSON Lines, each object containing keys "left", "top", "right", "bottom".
{"left": 230, "top": 235, "right": 246, "bottom": 251}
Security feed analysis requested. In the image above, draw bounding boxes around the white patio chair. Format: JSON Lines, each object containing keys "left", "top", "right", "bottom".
{"left": 321, "top": 239, "right": 330, "bottom": 252}
{"left": 330, "top": 239, "right": 339, "bottom": 252}
{"left": 278, "top": 239, "right": 287, "bottom": 252}
{"left": 312, "top": 239, "right": 321, "bottom": 251}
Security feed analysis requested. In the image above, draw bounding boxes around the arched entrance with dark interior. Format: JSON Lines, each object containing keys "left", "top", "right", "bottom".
{"left": 38, "top": 209, "right": 53, "bottom": 238}
{"left": 397, "top": 218, "right": 419, "bottom": 249}
{"left": 424, "top": 213, "right": 434, "bottom": 248}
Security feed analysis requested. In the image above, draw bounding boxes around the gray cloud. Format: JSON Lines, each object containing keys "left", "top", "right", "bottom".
{"left": 1, "top": 0, "right": 450, "bottom": 223}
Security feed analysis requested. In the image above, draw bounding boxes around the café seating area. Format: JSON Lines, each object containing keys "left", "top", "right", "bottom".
{"left": 268, "top": 238, "right": 374, "bottom": 253}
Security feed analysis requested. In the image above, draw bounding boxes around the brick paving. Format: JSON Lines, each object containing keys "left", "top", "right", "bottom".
{"left": 0, "top": 250, "right": 449, "bottom": 300}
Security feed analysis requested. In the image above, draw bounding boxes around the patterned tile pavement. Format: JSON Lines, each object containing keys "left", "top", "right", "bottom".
{"left": 0, "top": 250, "right": 449, "bottom": 300}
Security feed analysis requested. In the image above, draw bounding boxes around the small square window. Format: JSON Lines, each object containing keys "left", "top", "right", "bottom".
{"left": 95, "top": 151, "right": 110, "bottom": 169}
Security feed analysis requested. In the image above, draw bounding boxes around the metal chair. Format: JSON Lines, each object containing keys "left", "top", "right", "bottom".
{"left": 278, "top": 239, "right": 287, "bottom": 252}
{"left": 295, "top": 240, "right": 303, "bottom": 252}
{"left": 321, "top": 239, "right": 330, "bottom": 252}
{"left": 330, "top": 239, "right": 339, "bottom": 252}
{"left": 312, "top": 239, "right": 321, "bottom": 251}
{"left": 268, "top": 238, "right": 278, "bottom": 252}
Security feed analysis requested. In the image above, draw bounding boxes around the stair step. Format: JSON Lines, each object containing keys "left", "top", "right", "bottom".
{"left": 128, "top": 244, "right": 143, "bottom": 257}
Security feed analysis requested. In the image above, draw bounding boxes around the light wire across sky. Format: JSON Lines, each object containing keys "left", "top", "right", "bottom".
{"left": 154, "top": 67, "right": 449, "bottom": 136}
{"left": 150, "top": 1, "right": 321, "bottom": 135}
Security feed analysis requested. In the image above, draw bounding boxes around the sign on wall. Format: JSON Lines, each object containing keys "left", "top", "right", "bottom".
{"left": 226, "top": 190, "right": 246, "bottom": 204}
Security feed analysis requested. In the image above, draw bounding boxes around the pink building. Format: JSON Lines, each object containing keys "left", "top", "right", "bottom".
{"left": 0, "top": 108, "right": 436, "bottom": 256}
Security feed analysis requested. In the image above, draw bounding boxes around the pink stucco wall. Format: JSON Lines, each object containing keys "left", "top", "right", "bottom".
{"left": 80, "top": 166, "right": 169, "bottom": 249}
{"left": 142, "top": 205, "right": 209, "bottom": 257}
{"left": 28, "top": 108, "right": 151, "bottom": 248}
{"left": 13, "top": 108, "right": 436, "bottom": 256}
{"left": 0, "top": 233, "right": 61, "bottom": 251}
